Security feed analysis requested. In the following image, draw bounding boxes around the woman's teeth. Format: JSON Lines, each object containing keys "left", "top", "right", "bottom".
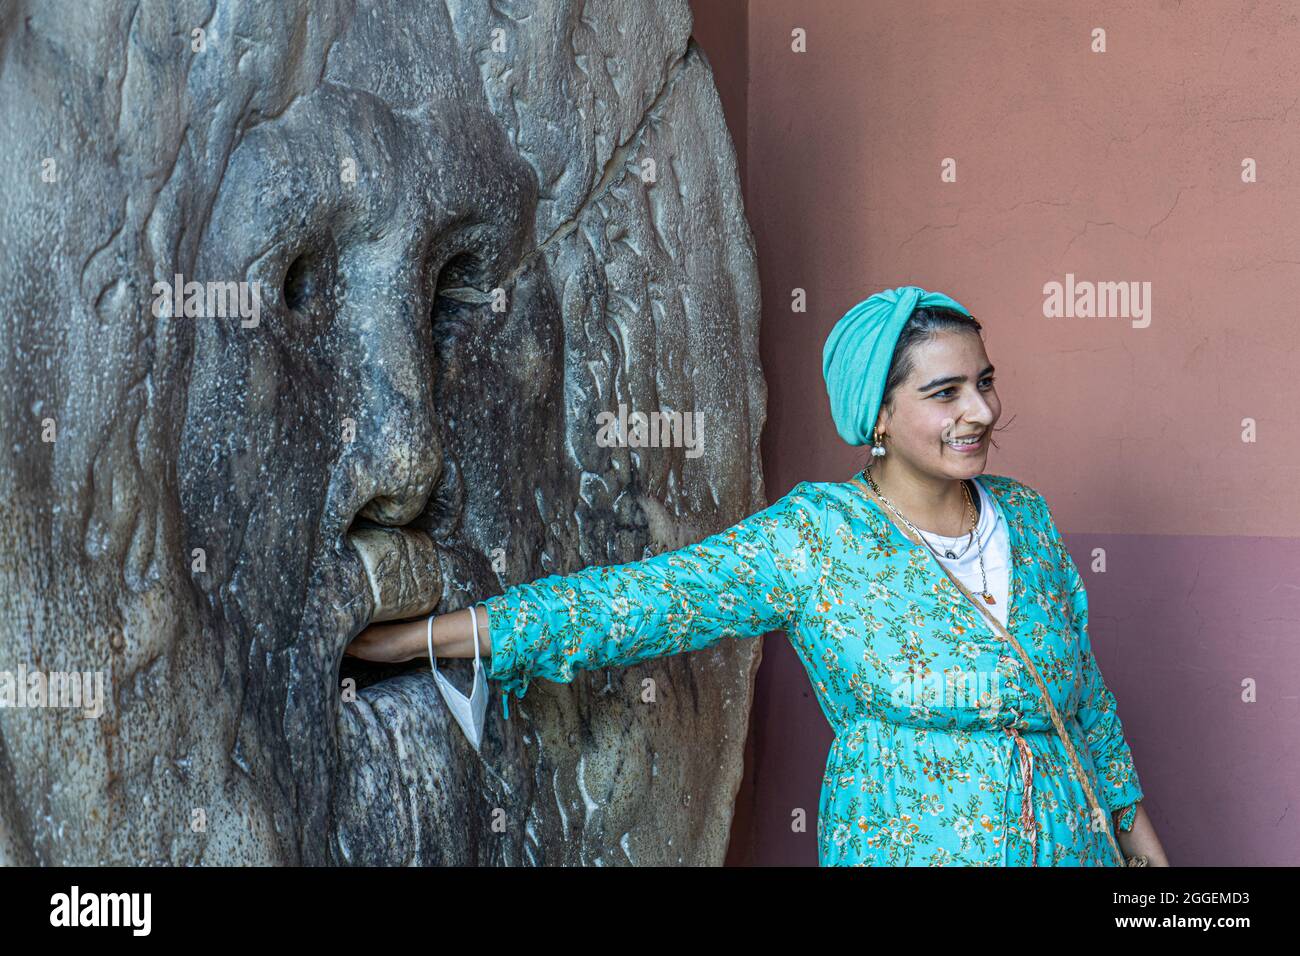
{"left": 945, "top": 434, "right": 984, "bottom": 449}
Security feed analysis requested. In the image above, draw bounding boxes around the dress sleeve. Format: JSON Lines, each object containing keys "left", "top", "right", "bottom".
{"left": 480, "top": 481, "right": 819, "bottom": 721}
{"left": 1062, "top": 538, "right": 1146, "bottom": 833}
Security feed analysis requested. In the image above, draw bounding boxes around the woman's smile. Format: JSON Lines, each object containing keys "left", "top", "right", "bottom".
{"left": 943, "top": 432, "right": 987, "bottom": 453}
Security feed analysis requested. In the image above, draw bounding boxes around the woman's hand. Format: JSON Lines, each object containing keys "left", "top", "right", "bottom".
{"left": 343, "top": 619, "right": 426, "bottom": 664}
{"left": 344, "top": 609, "right": 488, "bottom": 664}
{"left": 1116, "top": 803, "right": 1171, "bottom": 866}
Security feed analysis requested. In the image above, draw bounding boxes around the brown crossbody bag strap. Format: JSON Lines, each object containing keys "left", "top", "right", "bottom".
{"left": 851, "top": 476, "right": 1136, "bottom": 866}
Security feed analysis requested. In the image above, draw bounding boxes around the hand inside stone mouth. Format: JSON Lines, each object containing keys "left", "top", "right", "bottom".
{"left": 338, "top": 523, "right": 443, "bottom": 689}
{"left": 340, "top": 522, "right": 486, "bottom": 692}
{"left": 342, "top": 620, "right": 426, "bottom": 664}
{"left": 344, "top": 608, "right": 487, "bottom": 667}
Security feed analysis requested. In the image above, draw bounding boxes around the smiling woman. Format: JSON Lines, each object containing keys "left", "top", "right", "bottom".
{"left": 345, "top": 284, "right": 1169, "bottom": 866}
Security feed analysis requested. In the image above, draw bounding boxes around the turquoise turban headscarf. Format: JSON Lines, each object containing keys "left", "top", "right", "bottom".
{"left": 822, "top": 285, "right": 973, "bottom": 446}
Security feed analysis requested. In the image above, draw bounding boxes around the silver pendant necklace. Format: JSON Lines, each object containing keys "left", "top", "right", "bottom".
{"left": 923, "top": 490, "right": 979, "bottom": 560}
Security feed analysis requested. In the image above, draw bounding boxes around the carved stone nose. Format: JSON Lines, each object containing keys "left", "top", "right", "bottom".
{"left": 328, "top": 276, "right": 443, "bottom": 535}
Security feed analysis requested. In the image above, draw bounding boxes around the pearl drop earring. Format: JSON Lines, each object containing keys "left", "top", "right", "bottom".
{"left": 871, "top": 430, "right": 887, "bottom": 457}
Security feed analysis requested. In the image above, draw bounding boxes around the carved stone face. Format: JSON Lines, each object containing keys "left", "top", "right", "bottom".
{"left": 0, "top": 0, "right": 762, "bottom": 865}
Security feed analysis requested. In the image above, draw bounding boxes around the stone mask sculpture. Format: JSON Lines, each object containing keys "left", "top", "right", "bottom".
{"left": 0, "top": 0, "right": 763, "bottom": 865}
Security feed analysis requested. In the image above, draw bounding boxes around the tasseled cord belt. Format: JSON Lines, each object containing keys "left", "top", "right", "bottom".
{"left": 1005, "top": 725, "right": 1038, "bottom": 865}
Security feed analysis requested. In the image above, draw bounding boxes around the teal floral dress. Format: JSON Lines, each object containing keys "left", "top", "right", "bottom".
{"left": 480, "top": 473, "right": 1145, "bottom": 866}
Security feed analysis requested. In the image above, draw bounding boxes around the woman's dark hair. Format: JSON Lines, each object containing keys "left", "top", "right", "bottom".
{"left": 861, "top": 305, "right": 1008, "bottom": 467}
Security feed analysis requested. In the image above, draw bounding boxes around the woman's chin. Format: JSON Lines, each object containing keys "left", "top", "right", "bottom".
{"left": 938, "top": 448, "right": 988, "bottom": 475}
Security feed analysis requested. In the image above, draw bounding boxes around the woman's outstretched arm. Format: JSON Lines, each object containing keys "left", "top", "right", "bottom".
{"left": 479, "top": 481, "right": 820, "bottom": 719}
{"left": 346, "top": 481, "right": 822, "bottom": 720}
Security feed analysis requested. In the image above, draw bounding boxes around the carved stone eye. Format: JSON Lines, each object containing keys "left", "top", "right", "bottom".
{"left": 283, "top": 254, "right": 314, "bottom": 311}
{"left": 428, "top": 250, "right": 488, "bottom": 339}
{"left": 283, "top": 234, "right": 339, "bottom": 316}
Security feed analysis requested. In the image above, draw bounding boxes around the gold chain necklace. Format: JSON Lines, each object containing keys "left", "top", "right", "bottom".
{"left": 859, "top": 466, "right": 997, "bottom": 604}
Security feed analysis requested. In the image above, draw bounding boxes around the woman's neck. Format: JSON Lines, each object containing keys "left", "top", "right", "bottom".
{"left": 864, "top": 462, "right": 974, "bottom": 536}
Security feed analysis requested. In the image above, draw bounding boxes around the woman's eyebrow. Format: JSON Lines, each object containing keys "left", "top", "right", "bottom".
{"left": 916, "top": 364, "right": 996, "bottom": 392}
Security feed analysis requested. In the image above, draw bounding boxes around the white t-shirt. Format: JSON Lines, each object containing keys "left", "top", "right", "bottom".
{"left": 912, "top": 478, "right": 1012, "bottom": 627}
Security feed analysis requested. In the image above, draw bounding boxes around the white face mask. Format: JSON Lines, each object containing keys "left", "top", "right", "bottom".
{"left": 427, "top": 606, "right": 489, "bottom": 752}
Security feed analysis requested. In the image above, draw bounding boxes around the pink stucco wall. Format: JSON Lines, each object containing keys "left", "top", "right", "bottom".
{"left": 693, "top": 0, "right": 1299, "bottom": 866}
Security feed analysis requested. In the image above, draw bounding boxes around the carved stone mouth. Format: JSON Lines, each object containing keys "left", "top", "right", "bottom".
{"left": 337, "top": 524, "right": 453, "bottom": 702}
{"left": 337, "top": 519, "right": 491, "bottom": 695}
{"left": 333, "top": 523, "right": 484, "bottom": 865}
{"left": 335, "top": 520, "right": 488, "bottom": 780}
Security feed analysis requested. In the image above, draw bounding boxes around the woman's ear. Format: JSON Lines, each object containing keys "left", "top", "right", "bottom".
{"left": 874, "top": 403, "right": 893, "bottom": 436}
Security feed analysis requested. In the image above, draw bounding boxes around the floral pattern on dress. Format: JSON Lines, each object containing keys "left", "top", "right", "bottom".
{"left": 480, "top": 473, "right": 1144, "bottom": 865}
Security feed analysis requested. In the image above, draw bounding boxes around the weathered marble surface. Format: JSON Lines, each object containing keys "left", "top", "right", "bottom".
{"left": 0, "top": 0, "right": 764, "bottom": 865}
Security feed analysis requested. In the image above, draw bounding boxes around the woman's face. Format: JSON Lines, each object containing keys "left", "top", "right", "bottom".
{"left": 875, "top": 330, "right": 1000, "bottom": 481}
